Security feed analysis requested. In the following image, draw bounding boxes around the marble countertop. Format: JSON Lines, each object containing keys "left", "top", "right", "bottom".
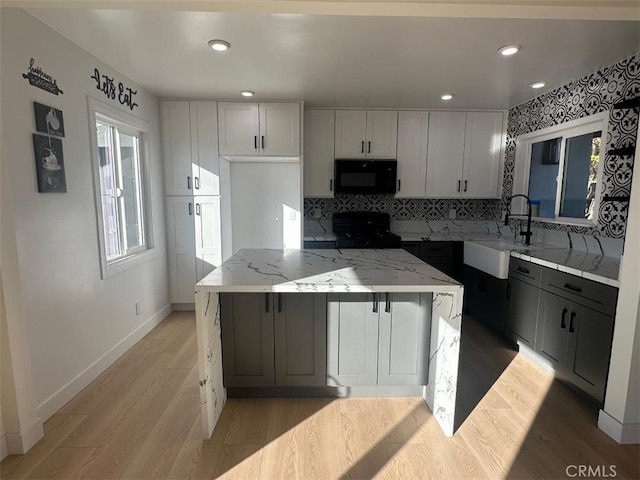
{"left": 509, "top": 247, "right": 620, "bottom": 287}
{"left": 196, "top": 248, "right": 462, "bottom": 293}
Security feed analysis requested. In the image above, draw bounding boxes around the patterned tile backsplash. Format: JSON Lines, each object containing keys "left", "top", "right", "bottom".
{"left": 304, "top": 196, "right": 502, "bottom": 221}
{"left": 502, "top": 53, "right": 640, "bottom": 239}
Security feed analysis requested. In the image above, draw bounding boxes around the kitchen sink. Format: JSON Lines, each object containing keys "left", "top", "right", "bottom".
{"left": 463, "top": 239, "right": 538, "bottom": 279}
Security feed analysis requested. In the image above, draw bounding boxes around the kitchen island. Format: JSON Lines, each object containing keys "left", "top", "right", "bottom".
{"left": 194, "top": 248, "right": 464, "bottom": 438}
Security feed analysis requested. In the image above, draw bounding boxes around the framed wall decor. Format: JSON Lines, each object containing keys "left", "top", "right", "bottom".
{"left": 33, "top": 133, "right": 67, "bottom": 192}
{"left": 34, "top": 102, "right": 65, "bottom": 137}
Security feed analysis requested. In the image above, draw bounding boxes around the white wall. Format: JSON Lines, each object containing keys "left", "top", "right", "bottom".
{"left": 599, "top": 128, "right": 640, "bottom": 443}
{"left": 0, "top": 7, "right": 171, "bottom": 436}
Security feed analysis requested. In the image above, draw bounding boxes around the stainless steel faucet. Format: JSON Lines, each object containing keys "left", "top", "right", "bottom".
{"left": 505, "top": 194, "right": 533, "bottom": 246}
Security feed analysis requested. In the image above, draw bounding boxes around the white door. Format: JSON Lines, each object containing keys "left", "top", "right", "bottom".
{"left": 334, "top": 110, "right": 367, "bottom": 158}
{"left": 218, "top": 102, "right": 260, "bottom": 156}
{"left": 161, "top": 101, "right": 193, "bottom": 196}
{"left": 190, "top": 102, "right": 220, "bottom": 195}
{"left": 259, "top": 103, "right": 300, "bottom": 156}
{"left": 304, "top": 109, "right": 335, "bottom": 197}
{"left": 396, "top": 111, "right": 428, "bottom": 197}
{"left": 462, "top": 111, "right": 505, "bottom": 198}
{"left": 194, "top": 196, "right": 222, "bottom": 281}
{"left": 426, "top": 111, "right": 466, "bottom": 197}
{"left": 230, "top": 162, "right": 301, "bottom": 252}
{"left": 366, "top": 111, "right": 398, "bottom": 159}
{"left": 165, "top": 196, "right": 196, "bottom": 304}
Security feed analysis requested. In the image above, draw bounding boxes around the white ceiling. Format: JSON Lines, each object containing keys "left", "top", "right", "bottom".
{"left": 23, "top": 5, "right": 640, "bottom": 109}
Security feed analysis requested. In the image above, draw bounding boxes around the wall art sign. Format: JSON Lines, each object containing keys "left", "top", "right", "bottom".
{"left": 90, "top": 67, "right": 139, "bottom": 111}
{"left": 33, "top": 134, "right": 67, "bottom": 193}
{"left": 22, "top": 58, "right": 64, "bottom": 95}
{"left": 34, "top": 102, "right": 65, "bottom": 137}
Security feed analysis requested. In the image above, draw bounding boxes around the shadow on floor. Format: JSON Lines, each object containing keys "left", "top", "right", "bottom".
{"left": 454, "top": 314, "right": 518, "bottom": 431}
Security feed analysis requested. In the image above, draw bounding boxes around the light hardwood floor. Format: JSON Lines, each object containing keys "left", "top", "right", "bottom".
{"left": 2, "top": 311, "right": 638, "bottom": 479}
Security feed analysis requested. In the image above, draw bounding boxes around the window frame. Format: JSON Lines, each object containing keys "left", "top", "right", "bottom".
{"left": 88, "top": 97, "right": 157, "bottom": 279}
{"left": 513, "top": 111, "right": 609, "bottom": 226}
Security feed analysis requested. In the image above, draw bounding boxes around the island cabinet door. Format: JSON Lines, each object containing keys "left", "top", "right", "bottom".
{"left": 327, "top": 293, "right": 380, "bottom": 386}
{"left": 220, "top": 293, "right": 275, "bottom": 387}
{"left": 274, "top": 293, "right": 327, "bottom": 386}
{"left": 378, "top": 293, "right": 431, "bottom": 386}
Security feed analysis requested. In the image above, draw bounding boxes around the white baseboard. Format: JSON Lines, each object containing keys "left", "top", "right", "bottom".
{"left": 36, "top": 304, "right": 172, "bottom": 421}
{"left": 172, "top": 303, "right": 195, "bottom": 311}
{"left": 598, "top": 409, "right": 640, "bottom": 444}
{"left": 1, "top": 433, "right": 8, "bottom": 461}
{"left": 2, "top": 418, "right": 44, "bottom": 459}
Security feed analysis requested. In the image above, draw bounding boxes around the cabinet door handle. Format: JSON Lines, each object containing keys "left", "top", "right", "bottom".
{"left": 196, "top": 203, "right": 201, "bottom": 216}
{"left": 561, "top": 307, "right": 567, "bottom": 328}
{"left": 261, "top": 135, "right": 265, "bottom": 149}
{"left": 569, "top": 311, "right": 576, "bottom": 333}
{"left": 368, "top": 141, "right": 371, "bottom": 153}
{"left": 506, "top": 282, "right": 512, "bottom": 301}
{"left": 361, "top": 141, "right": 365, "bottom": 154}
{"left": 563, "top": 283, "right": 583, "bottom": 293}
{"left": 329, "top": 179, "right": 333, "bottom": 191}
{"left": 457, "top": 180, "right": 461, "bottom": 192}
{"left": 516, "top": 266, "right": 530, "bottom": 274}
{"left": 254, "top": 136, "right": 258, "bottom": 150}
{"left": 385, "top": 293, "right": 391, "bottom": 313}
{"left": 464, "top": 180, "right": 468, "bottom": 192}
{"left": 194, "top": 176, "right": 200, "bottom": 190}
{"left": 188, "top": 202, "right": 192, "bottom": 216}
{"left": 187, "top": 176, "right": 192, "bottom": 190}
{"left": 372, "top": 293, "right": 379, "bottom": 313}
{"left": 398, "top": 179, "right": 401, "bottom": 191}
{"left": 278, "top": 293, "right": 283, "bottom": 313}
{"left": 265, "top": 293, "right": 270, "bottom": 314}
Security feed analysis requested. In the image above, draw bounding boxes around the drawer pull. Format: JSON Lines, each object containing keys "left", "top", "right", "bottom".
{"left": 563, "top": 283, "right": 583, "bottom": 293}
{"left": 561, "top": 308, "right": 567, "bottom": 329}
{"left": 516, "top": 266, "right": 530, "bottom": 274}
{"left": 569, "top": 311, "right": 576, "bottom": 333}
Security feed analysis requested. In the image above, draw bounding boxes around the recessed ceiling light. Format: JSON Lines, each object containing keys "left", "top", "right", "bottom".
{"left": 208, "top": 39, "right": 230, "bottom": 51}
{"left": 241, "top": 90, "right": 255, "bottom": 97}
{"left": 498, "top": 44, "right": 521, "bottom": 56}
{"left": 530, "top": 81, "right": 546, "bottom": 89}
{"left": 441, "top": 93, "right": 454, "bottom": 101}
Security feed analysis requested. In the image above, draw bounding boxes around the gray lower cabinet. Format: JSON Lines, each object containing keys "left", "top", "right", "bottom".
{"left": 274, "top": 294, "right": 327, "bottom": 386}
{"left": 506, "top": 259, "right": 542, "bottom": 348}
{"left": 536, "top": 290, "right": 615, "bottom": 402}
{"left": 506, "top": 278, "right": 540, "bottom": 348}
{"left": 327, "top": 292, "right": 431, "bottom": 387}
{"left": 220, "top": 293, "right": 327, "bottom": 387}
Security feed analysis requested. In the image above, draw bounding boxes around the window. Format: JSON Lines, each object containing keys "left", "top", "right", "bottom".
{"left": 513, "top": 112, "right": 608, "bottom": 225}
{"left": 89, "top": 98, "right": 155, "bottom": 278}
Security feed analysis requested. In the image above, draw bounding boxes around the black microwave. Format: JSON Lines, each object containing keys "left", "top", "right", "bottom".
{"left": 334, "top": 159, "right": 397, "bottom": 194}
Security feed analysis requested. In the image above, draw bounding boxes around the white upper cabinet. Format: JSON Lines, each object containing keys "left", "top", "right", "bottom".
{"left": 162, "top": 100, "right": 220, "bottom": 196}
{"left": 218, "top": 102, "right": 300, "bottom": 157}
{"left": 304, "top": 109, "right": 335, "bottom": 197}
{"left": 396, "top": 111, "right": 429, "bottom": 197}
{"left": 462, "top": 111, "right": 505, "bottom": 198}
{"left": 426, "top": 111, "right": 504, "bottom": 198}
{"left": 334, "top": 110, "right": 398, "bottom": 159}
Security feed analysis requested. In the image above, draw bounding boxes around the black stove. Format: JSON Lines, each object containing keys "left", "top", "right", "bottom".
{"left": 333, "top": 212, "right": 401, "bottom": 249}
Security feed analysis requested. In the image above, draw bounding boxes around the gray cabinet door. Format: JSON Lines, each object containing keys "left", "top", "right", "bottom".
{"left": 327, "top": 293, "right": 380, "bottom": 386}
{"left": 507, "top": 278, "right": 540, "bottom": 348}
{"left": 566, "top": 303, "right": 614, "bottom": 403}
{"left": 378, "top": 293, "right": 431, "bottom": 386}
{"left": 274, "top": 293, "right": 327, "bottom": 386}
{"left": 536, "top": 290, "right": 570, "bottom": 370}
{"left": 220, "top": 293, "right": 275, "bottom": 387}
